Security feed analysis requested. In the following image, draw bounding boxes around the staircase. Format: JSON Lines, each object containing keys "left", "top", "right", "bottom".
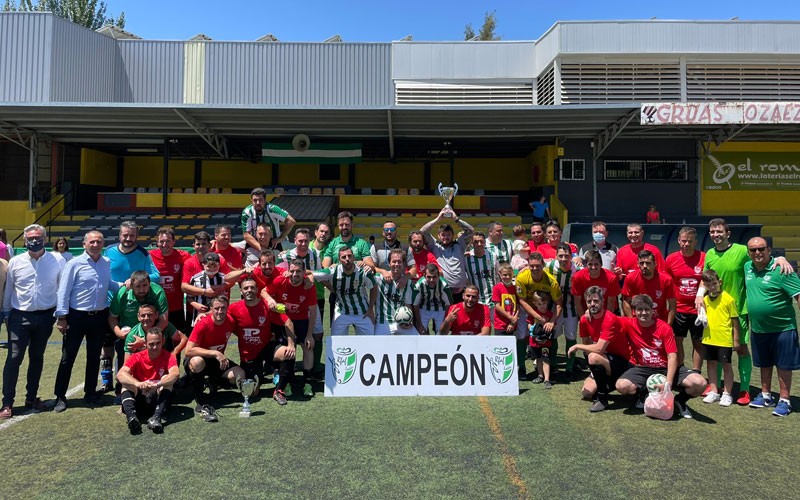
{"left": 750, "top": 215, "right": 800, "bottom": 265}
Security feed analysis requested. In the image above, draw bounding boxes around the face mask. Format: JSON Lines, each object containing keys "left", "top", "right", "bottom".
{"left": 25, "top": 238, "right": 44, "bottom": 253}
{"left": 592, "top": 233, "right": 606, "bottom": 244}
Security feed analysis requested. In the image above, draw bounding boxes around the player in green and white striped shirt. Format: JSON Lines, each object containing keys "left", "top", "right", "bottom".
{"left": 465, "top": 232, "right": 497, "bottom": 306}
{"left": 546, "top": 243, "right": 583, "bottom": 376}
{"left": 486, "top": 221, "right": 513, "bottom": 269}
{"left": 413, "top": 264, "right": 453, "bottom": 334}
{"left": 374, "top": 248, "right": 416, "bottom": 335}
{"left": 313, "top": 247, "right": 376, "bottom": 335}
{"left": 241, "top": 187, "right": 295, "bottom": 251}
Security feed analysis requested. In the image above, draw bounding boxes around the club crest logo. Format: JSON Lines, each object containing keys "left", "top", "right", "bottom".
{"left": 258, "top": 316, "right": 266, "bottom": 325}
{"left": 487, "top": 347, "right": 515, "bottom": 384}
{"left": 174, "top": 264, "right": 181, "bottom": 272}
{"left": 655, "top": 290, "right": 663, "bottom": 298}
{"left": 331, "top": 347, "right": 357, "bottom": 384}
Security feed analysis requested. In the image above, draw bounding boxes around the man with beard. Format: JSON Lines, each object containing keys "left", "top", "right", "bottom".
{"left": 371, "top": 220, "right": 412, "bottom": 272}
{"left": 322, "top": 211, "right": 374, "bottom": 268}
{"left": 241, "top": 187, "right": 295, "bottom": 252}
{"left": 420, "top": 208, "right": 474, "bottom": 303}
{"left": 621, "top": 250, "right": 676, "bottom": 325}
{"left": 149, "top": 226, "right": 191, "bottom": 333}
{"left": 228, "top": 278, "right": 296, "bottom": 405}
{"left": 314, "top": 247, "right": 376, "bottom": 336}
{"left": 568, "top": 286, "right": 632, "bottom": 412}
{"left": 241, "top": 223, "right": 273, "bottom": 268}
{"left": 465, "top": 232, "right": 496, "bottom": 308}
{"left": 439, "top": 285, "right": 490, "bottom": 336}
{"left": 407, "top": 230, "right": 438, "bottom": 279}
{"left": 571, "top": 249, "right": 621, "bottom": 317}
{"left": 486, "top": 221, "right": 513, "bottom": 267}
{"left": 413, "top": 264, "right": 453, "bottom": 335}
{"left": 122, "top": 303, "right": 188, "bottom": 362}
{"left": 374, "top": 249, "right": 415, "bottom": 335}
{"left": 211, "top": 224, "right": 244, "bottom": 270}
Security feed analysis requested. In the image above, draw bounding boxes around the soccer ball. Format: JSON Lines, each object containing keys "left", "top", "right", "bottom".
{"left": 646, "top": 373, "right": 667, "bottom": 393}
{"left": 393, "top": 306, "right": 414, "bottom": 326}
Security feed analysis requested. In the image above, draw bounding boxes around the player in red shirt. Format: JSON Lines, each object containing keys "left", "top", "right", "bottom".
{"left": 571, "top": 249, "right": 621, "bottom": 316}
{"left": 664, "top": 227, "right": 706, "bottom": 371}
{"left": 181, "top": 231, "right": 233, "bottom": 306}
{"left": 616, "top": 294, "right": 705, "bottom": 418}
{"left": 229, "top": 277, "right": 297, "bottom": 405}
{"left": 527, "top": 291, "right": 556, "bottom": 388}
{"left": 616, "top": 223, "right": 666, "bottom": 279}
{"left": 538, "top": 221, "right": 579, "bottom": 262}
{"left": 440, "top": 285, "right": 490, "bottom": 336}
{"left": 184, "top": 296, "right": 245, "bottom": 422}
{"left": 150, "top": 226, "right": 191, "bottom": 332}
{"left": 568, "top": 286, "right": 632, "bottom": 412}
{"left": 211, "top": 224, "right": 244, "bottom": 270}
{"left": 408, "top": 231, "right": 439, "bottom": 278}
{"left": 621, "top": 250, "right": 676, "bottom": 324}
{"left": 117, "top": 328, "right": 179, "bottom": 434}
{"left": 526, "top": 222, "right": 546, "bottom": 253}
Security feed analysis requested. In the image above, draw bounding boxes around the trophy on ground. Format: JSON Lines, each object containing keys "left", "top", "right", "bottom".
{"left": 437, "top": 182, "right": 459, "bottom": 218}
{"left": 238, "top": 375, "right": 259, "bottom": 418}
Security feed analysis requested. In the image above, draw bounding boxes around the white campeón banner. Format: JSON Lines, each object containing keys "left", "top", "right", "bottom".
{"left": 324, "top": 336, "right": 518, "bottom": 397}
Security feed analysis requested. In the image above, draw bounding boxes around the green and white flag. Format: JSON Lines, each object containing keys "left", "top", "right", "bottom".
{"left": 262, "top": 142, "right": 361, "bottom": 164}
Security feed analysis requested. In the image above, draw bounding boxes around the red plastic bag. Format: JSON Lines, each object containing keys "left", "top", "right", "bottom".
{"left": 644, "top": 382, "right": 674, "bottom": 420}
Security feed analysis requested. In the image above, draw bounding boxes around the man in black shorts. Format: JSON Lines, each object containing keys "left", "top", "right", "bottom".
{"left": 568, "top": 286, "right": 633, "bottom": 412}
{"left": 616, "top": 294, "right": 706, "bottom": 418}
{"left": 228, "top": 278, "right": 296, "bottom": 405}
{"left": 184, "top": 296, "right": 245, "bottom": 422}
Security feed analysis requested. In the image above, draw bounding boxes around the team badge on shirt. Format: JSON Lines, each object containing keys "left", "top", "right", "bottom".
{"left": 258, "top": 316, "right": 266, "bottom": 325}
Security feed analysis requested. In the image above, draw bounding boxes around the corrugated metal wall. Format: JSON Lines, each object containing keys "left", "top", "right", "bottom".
{"left": 50, "top": 16, "right": 117, "bottom": 102}
{"left": 392, "top": 42, "right": 536, "bottom": 80}
{"left": 117, "top": 41, "right": 184, "bottom": 104}
{"left": 203, "top": 42, "right": 392, "bottom": 107}
{"left": 0, "top": 13, "right": 52, "bottom": 102}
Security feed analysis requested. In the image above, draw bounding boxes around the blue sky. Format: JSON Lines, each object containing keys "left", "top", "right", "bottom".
{"left": 107, "top": 0, "right": 800, "bottom": 41}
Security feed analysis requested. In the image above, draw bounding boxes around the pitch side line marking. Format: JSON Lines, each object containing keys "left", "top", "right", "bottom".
{"left": 0, "top": 383, "right": 84, "bottom": 431}
{"left": 478, "top": 396, "right": 531, "bottom": 500}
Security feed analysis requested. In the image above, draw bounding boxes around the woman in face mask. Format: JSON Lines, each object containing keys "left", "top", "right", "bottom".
{"left": 51, "top": 237, "right": 73, "bottom": 262}
{"left": 0, "top": 229, "right": 9, "bottom": 261}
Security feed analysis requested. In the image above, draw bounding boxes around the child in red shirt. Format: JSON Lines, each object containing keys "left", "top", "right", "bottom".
{"left": 528, "top": 291, "right": 555, "bottom": 389}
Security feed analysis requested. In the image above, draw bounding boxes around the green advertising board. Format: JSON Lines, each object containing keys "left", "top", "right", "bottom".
{"left": 703, "top": 152, "right": 800, "bottom": 191}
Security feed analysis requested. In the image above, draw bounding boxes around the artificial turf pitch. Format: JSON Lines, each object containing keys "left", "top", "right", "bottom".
{"left": 0, "top": 329, "right": 798, "bottom": 499}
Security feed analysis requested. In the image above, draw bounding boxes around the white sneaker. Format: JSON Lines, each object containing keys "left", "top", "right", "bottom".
{"left": 702, "top": 391, "right": 720, "bottom": 404}
{"left": 719, "top": 392, "right": 733, "bottom": 407}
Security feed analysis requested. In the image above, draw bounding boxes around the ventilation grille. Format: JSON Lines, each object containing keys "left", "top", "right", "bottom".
{"left": 687, "top": 64, "right": 800, "bottom": 101}
{"left": 560, "top": 63, "right": 681, "bottom": 104}
{"left": 395, "top": 81, "right": 533, "bottom": 105}
{"left": 536, "top": 64, "right": 555, "bottom": 105}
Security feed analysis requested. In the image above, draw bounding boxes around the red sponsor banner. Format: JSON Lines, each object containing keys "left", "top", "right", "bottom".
{"left": 641, "top": 102, "right": 800, "bottom": 125}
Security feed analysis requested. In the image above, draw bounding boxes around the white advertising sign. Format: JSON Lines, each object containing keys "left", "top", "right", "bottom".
{"left": 641, "top": 102, "right": 800, "bottom": 125}
{"left": 324, "top": 336, "right": 518, "bottom": 397}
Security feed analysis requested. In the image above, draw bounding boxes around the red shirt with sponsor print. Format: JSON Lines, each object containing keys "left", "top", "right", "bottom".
{"left": 150, "top": 248, "right": 191, "bottom": 312}
{"left": 621, "top": 270, "right": 675, "bottom": 321}
{"left": 124, "top": 349, "right": 177, "bottom": 382}
{"left": 228, "top": 299, "right": 274, "bottom": 363}
{"left": 665, "top": 251, "right": 705, "bottom": 314}
{"left": 182, "top": 254, "right": 231, "bottom": 283}
{"left": 578, "top": 310, "right": 632, "bottom": 360}
{"left": 619, "top": 317, "right": 676, "bottom": 368}
{"left": 616, "top": 243, "right": 665, "bottom": 277}
{"left": 570, "top": 268, "right": 621, "bottom": 311}
{"left": 188, "top": 314, "right": 234, "bottom": 353}
{"left": 270, "top": 275, "right": 316, "bottom": 321}
{"left": 445, "top": 302, "right": 490, "bottom": 335}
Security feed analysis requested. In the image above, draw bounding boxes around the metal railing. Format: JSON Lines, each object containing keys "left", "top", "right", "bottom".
{"left": 12, "top": 185, "right": 74, "bottom": 248}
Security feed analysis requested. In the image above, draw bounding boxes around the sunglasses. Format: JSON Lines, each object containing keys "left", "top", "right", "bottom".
{"left": 747, "top": 246, "right": 768, "bottom": 253}
{"left": 383, "top": 228, "right": 396, "bottom": 233}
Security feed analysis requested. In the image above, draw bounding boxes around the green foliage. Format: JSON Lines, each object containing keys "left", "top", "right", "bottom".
{"left": 2, "top": 0, "right": 125, "bottom": 29}
{"left": 464, "top": 10, "right": 500, "bottom": 41}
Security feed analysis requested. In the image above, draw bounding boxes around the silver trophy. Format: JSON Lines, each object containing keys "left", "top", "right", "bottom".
{"left": 238, "top": 375, "right": 259, "bottom": 418}
{"left": 437, "top": 182, "right": 459, "bottom": 218}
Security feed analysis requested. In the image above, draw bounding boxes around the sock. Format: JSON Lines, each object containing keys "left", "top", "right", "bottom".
{"left": 779, "top": 398, "right": 791, "bottom": 404}
{"left": 313, "top": 335, "right": 324, "bottom": 371}
{"left": 277, "top": 359, "right": 293, "bottom": 391}
{"left": 190, "top": 371, "right": 206, "bottom": 405}
{"left": 738, "top": 354, "right": 752, "bottom": 393}
{"left": 516, "top": 339, "right": 527, "bottom": 374}
{"left": 675, "top": 388, "right": 690, "bottom": 404}
{"left": 565, "top": 339, "right": 577, "bottom": 371}
{"left": 716, "top": 362, "right": 723, "bottom": 387}
{"left": 302, "top": 370, "right": 310, "bottom": 385}
{"left": 588, "top": 363, "right": 608, "bottom": 400}
{"left": 551, "top": 337, "right": 559, "bottom": 370}
{"left": 120, "top": 390, "right": 137, "bottom": 418}
{"left": 154, "top": 389, "right": 172, "bottom": 419}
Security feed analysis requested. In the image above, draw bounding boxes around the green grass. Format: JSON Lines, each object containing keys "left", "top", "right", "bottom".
{"left": 1, "top": 309, "right": 799, "bottom": 499}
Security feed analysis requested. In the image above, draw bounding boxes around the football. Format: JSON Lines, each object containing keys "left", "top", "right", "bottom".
{"left": 393, "top": 306, "right": 414, "bottom": 326}
{"left": 646, "top": 373, "right": 667, "bottom": 393}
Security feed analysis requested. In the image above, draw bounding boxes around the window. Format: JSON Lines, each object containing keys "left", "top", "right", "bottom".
{"left": 558, "top": 159, "right": 585, "bottom": 181}
{"left": 603, "top": 159, "right": 687, "bottom": 181}
{"left": 319, "top": 164, "right": 341, "bottom": 181}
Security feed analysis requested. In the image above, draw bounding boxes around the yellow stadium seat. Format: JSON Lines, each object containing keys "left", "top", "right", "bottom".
{"left": 196, "top": 187, "right": 207, "bottom": 194}
{"left": 274, "top": 187, "right": 285, "bottom": 195}
{"left": 334, "top": 187, "right": 345, "bottom": 195}
{"left": 209, "top": 188, "right": 220, "bottom": 194}
{"left": 409, "top": 188, "right": 420, "bottom": 195}
{"left": 171, "top": 187, "right": 182, "bottom": 193}
{"left": 299, "top": 187, "right": 310, "bottom": 195}
{"left": 222, "top": 188, "right": 232, "bottom": 194}
{"left": 398, "top": 188, "right": 409, "bottom": 195}
{"left": 184, "top": 188, "right": 194, "bottom": 194}
{"left": 323, "top": 187, "right": 333, "bottom": 195}
{"left": 311, "top": 188, "right": 322, "bottom": 195}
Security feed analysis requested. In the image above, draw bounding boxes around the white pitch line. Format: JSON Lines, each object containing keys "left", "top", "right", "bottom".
{"left": 0, "top": 383, "right": 85, "bottom": 431}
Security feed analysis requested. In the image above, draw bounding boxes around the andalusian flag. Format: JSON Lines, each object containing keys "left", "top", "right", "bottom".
{"left": 261, "top": 143, "right": 361, "bottom": 164}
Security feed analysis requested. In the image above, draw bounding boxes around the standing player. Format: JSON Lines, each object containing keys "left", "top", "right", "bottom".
{"left": 439, "top": 285, "right": 490, "bottom": 336}
{"left": 407, "top": 230, "right": 438, "bottom": 279}
{"left": 621, "top": 250, "right": 675, "bottom": 324}
{"left": 516, "top": 252, "right": 563, "bottom": 340}
{"left": 374, "top": 249, "right": 415, "bottom": 335}
{"left": 571, "top": 249, "right": 621, "bottom": 317}
{"left": 314, "top": 247, "right": 377, "bottom": 336}
{"left": 322, "top": 211, "right": 374, "bottom": 268}
{"left": 150, "top": 226, "right": 191, "bottom": 333}
{"left": 370, "top": 220, "right": 406, "bottom": 271}
{"left": 486, "top": 221, "right": 513, "bottom": 267}
{"left": 546, "top": 243, "right": 581, "bottom": 378}
{"left": 241, "top": 187, "right": 296, "bottom": 251}
{"left": 615, "top": 223, "right": 665, "bottom": 280}
{"left": 412, "top": 264, "right": 453, "bottom": 335}
{"left": 493, "top": 263, "right": 526, "bottom": 379}
{"left": 568, "top": 287, "right": 632, "bottom": 412}
{"left": 665, "top": 227, "right": 705, "bottom": 371}
{"left": 465, "top": 232, "right": 496, "bottom": 309}
{"left": 228, "top": 278, "right": 296, "bottom": 405}
{"left": 211, "top": 224, "right": 244, "bottom": 270}
{"left": 527, "top": 222, "right": 546, "bottom": 252}
{"left": 184, "top": 296, "right": 246, "bottom": 422}
{"left": 123, "top": 303, "right": 187, "bottom": 361}
{"left": 420, "top": 208, "right": 474, "bottom": 303}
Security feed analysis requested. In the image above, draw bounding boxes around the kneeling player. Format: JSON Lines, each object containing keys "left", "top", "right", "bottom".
{"left": 568, "top": 287, "right": 632, "bottom": 412}
{"left": 116, "top": 328, "right": 179, "bottom": 434}
{"left": 229, "top": 277, "right": 297, "bottom": 405}
{"left": 615, "top": 294, "right": 705, "bottom": 418}
{"left": 184, "top": 296, "right": 246, "bottom": 422}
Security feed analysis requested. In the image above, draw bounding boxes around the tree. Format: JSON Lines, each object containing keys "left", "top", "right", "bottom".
{"left": 464, "top": 10, "right": 500, "bottom": 41}
{"left": 3, "top": 0, "right": 125, "bottom": 30}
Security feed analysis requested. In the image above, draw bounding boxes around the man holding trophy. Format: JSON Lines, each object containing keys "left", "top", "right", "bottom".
{"left": 420, "top": 183, "right": 474, "bottom": 303}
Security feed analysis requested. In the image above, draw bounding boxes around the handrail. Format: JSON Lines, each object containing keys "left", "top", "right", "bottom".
{"left": 11, "top": 185, "right": 74, "bottom": 248}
